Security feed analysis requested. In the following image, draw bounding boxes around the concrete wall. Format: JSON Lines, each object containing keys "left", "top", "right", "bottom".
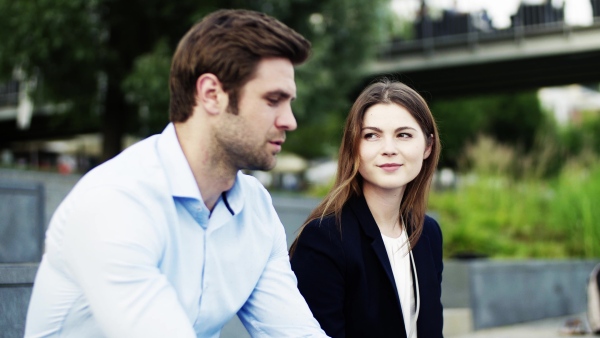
{"left": 0, "top": 168, "right": 81, "bottom": 230}
{"left": 468, "top": 259, "right": 599, "bottom": 329}
{"left": 0, "top": 170, "right": 67, "bottom": 336}
{"left": 0, "top": 263, "right": 39, "bottom": 338}
{"left": 0, "top": 181, "right": 44, "bottom": 263}
{"left": 271, "top": 195, "right": 320, "bottom": 247}
{"left": 442, "top": 260, "right": 472, "bottom": 308}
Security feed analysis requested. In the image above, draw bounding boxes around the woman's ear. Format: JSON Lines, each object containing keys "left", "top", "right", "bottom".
{"left": 423, "top": 134, "right": 434, "bottom": 159}
{"left": 195, "top": 73, "right": 228, "bottom": 115}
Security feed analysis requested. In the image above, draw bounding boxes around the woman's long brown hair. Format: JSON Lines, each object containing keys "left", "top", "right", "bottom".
{"left": 289, "top": 79, "right": 441, "bottom": 257}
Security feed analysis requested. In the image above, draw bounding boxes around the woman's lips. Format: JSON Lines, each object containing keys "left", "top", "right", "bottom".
{"left": 378, "top": 163, "right": 402, "bottom": 172}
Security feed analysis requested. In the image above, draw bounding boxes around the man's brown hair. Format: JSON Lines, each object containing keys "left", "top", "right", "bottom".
{"left": 169, "top": 9, "right": 311, "bottom": 122}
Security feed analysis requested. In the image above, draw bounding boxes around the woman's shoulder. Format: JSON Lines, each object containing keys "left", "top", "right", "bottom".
{"left": 303, "top": 213, "right": 339, "bottom": 233}
{"left": 423, "top": 214, "right": 440, "bottom": 227}
{"left": 292, "top": 213, "right": 346, "bottom": 260}
{"left": 422, "top": 214, "right": 443, "bottom": 240}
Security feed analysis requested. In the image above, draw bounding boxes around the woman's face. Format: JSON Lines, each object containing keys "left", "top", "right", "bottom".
{"left": 358, "top": 103, "right": 431, "bottom": 195}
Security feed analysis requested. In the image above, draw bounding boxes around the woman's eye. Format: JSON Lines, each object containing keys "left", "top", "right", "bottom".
{"left": 364, "top": 133, "right": 377, "bottom": 140}
{"left": 398, "top": 132, "right": 412, "bottom": 138}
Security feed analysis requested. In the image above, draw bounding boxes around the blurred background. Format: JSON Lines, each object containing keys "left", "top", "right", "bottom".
{"left": 1, "top": 0, "right": 600, "bottom": 337}
{"left": 2, "top": 0, "right": 599, "bottom": 260}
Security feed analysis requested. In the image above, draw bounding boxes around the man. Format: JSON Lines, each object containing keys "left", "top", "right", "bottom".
{"left": 25, "top": 9, "right": 327, "bottom": 337}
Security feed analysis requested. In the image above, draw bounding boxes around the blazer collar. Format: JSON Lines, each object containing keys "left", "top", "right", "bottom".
{"left": 348, "top": 194, "right": 382, "bottom": 241}
{"left": 348, "top": 194, "right": 433, "bottom": 334}
{"left": 348, "top": 195, "right": 403, "bottom": 312}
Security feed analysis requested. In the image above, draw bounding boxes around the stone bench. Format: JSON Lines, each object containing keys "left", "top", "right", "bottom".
{"left": 0, "top": 180, "right": 45, "bottom": 263}
{"left": 443, "top": 259, "right": 599, "bottom": 330}
{"left": 0, "top": 263, "right": 39, "bottom": 338}
{"left": 0, "top": 180, "right": 45, "bottom": 337}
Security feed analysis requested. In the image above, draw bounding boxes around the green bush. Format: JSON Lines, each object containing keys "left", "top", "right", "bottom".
{"left": 430, "top": 154, "right": 600, "bottom": 259}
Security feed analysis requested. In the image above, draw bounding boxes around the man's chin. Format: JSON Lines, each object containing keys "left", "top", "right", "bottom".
{"left": 261, "top": 160, "right": 277, "bottom": 171}
{"left": 245, "top": 158, "right": 276, "bottom": 172}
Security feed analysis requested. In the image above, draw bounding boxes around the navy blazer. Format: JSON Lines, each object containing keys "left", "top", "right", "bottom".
{"left": 291, "top": 194, "right": 443, "bottom": 338}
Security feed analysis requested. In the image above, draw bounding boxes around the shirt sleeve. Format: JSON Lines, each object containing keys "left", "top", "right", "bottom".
{"left": 236, "top": 203, "right": 329, "bottom": 337}
{"left": 290, "top": 219, "right": 347, "bottom": 338}
{"left": 62, "top": 187, "right": 196, "bottom": 338}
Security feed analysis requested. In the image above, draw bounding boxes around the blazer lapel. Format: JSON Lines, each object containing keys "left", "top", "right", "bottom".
{"left": 406, "top": 215, "right": 420, "bottom": 311}
{"left": 348, "top": 195, "right": 402, "bottom": 311}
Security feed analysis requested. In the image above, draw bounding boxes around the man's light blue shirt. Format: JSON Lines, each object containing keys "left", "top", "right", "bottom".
{"left": 24, "top": 123, "right": 326, "bottom": 337}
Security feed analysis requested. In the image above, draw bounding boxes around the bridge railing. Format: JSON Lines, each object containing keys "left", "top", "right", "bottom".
{"left": 379, "top": 0, "right": 600, "bottom": 58}
{"left": 0, "top": 80, "right": 19, "bottom": 108}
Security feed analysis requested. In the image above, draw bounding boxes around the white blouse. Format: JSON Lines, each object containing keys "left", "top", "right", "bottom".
{"left": 381, "top": 229, "right": 418, "bottom": 338}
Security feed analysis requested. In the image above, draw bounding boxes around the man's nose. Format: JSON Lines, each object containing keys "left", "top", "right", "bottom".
{"left": 276, "top": 104, "right": 297, "bottom": 131}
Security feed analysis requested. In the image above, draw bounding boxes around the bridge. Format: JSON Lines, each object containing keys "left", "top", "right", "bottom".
{"left": 363, "top": 1, "right": 600, "bottom": 99}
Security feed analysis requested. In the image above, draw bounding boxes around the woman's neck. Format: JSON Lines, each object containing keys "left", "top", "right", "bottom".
{"left": 363, "top": 184, "right": 405, "bottom": 238}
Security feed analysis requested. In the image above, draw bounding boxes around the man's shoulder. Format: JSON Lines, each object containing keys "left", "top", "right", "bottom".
{"left": 75, "top": 135, "right": 167, "bottom": 197}
{"left": 236, "top": 171, "right": 265, "bottom": 189}
{"left": 235, "top": 172, "right": 272, "bottom": 203}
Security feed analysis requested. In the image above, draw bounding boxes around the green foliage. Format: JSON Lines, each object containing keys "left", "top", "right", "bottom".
{"left": 430, "top": 91, "right": 546, "bottom": 168}
{"left": 266, "top": 0, "right": 392, "bottom": 158}
{"left": 430, "top": 138, "right": 600, "bottom": 259}
{"left": 121, "top": 40, "right": 172, "bottom": 136}
{"left": 0, "top": 0, "right": 103, "bottom": 119}
{"left": 0, "top": 0, "right": 392, "bottom": 160}
{"left": 560, "top": 110, "right": 600, "bottom": 156}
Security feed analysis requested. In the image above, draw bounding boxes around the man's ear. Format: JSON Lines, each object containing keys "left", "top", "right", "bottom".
{"left": 424, "top": 134, "right": 434, "bottom": 159}
{"left": 196, "top": 73, "right": 228, "bottom": 115}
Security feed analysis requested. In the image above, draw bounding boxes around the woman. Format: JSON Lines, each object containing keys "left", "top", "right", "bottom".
{"left": 290, "top": 79, "right": 443, "bottom": 338}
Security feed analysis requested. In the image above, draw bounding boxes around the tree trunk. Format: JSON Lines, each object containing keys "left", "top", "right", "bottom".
{"left": 101, "top": 81, "right": 127, "bottom": 162}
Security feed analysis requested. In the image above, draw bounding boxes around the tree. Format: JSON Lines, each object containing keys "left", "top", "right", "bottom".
{"left": 0, "top": 0, "right": 207, "bottom": 161}
{"left": 0, "top": 0, "right": 391, "bottom": 162}
{"left": 280, "top": 0, "right": 391, "bottom": 159}
{"left": 430, "top": 90, "right": 546, "bottom": 168}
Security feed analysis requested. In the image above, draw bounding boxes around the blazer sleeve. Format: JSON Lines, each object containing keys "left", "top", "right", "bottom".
{"left": 428, "top": 216, "right": 444, "bottom": 285}
{"left": 424, "top": 215, "right": 444, "bottom": 338}
{"left": 290, "top": 219, "right": 346, "bottom": 338}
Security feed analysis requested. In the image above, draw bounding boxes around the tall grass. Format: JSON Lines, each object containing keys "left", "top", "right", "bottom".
{"left": 430, "top": 137, "right": 600, "bottom": 259}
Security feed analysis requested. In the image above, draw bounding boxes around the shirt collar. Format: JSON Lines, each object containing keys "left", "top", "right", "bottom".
{"left": 157, "top": 123, "right": 201, "bottom": 200}
{"left": 222, "top": 172, "right": 244, "bottom": 215}
{"left": 157, "top": 123, "right": 244, "bottom": 215}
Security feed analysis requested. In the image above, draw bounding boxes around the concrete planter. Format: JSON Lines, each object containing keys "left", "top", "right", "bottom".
{"left": 0, "top": 180, "right": 45, "bottom": 263}
{"left": 443, "top": 259, "right": 599, "bottom": 330}
{"left": 0, "top": 263, "right": 39, "bottom": 338}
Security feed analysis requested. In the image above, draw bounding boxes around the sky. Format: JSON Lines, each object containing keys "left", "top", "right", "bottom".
{"left": 391, "top": 0, "right": 595, "bottom": 28}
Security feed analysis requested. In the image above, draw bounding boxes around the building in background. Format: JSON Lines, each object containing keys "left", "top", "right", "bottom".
{"left": 538, "top": 84, "right": 600, "bottom": 125}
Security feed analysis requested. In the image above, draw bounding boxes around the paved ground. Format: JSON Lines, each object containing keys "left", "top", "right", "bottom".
{"left": 449, "top": 313, "right": 594, "bottom": 338}
{"left": 222, "top": 312, "right": 595, "bottom": 337}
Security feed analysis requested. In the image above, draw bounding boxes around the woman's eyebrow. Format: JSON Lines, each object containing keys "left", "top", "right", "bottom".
{"left": 361, "top": 126, "right": 417, "bottom": 132}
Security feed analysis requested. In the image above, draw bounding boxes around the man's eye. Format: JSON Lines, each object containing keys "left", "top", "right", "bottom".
{"left": 267, "top": 98, "right": 280, "bottom": 105}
